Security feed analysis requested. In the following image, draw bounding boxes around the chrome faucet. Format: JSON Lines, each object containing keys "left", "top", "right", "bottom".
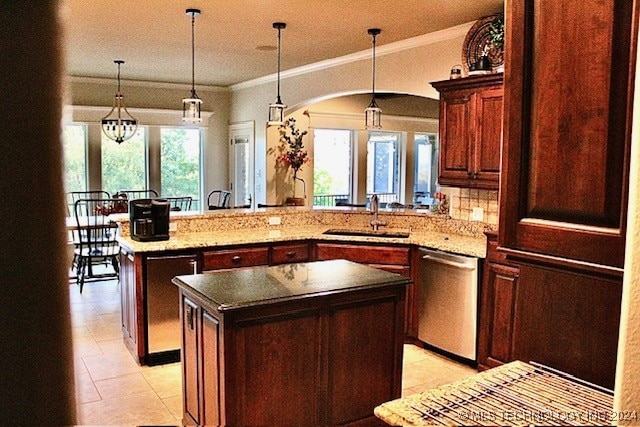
{"left": 369, "top": 194, "right": 387, "bottom": 231}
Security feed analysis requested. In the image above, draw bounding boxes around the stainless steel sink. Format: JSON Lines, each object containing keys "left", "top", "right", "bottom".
{"left": 322, "top": 229, "right": 410, "bottom": 238}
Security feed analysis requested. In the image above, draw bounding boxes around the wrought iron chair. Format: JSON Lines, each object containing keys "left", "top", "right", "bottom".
{"left": 165, "top": 196, "right": 193, "bottom": 212}
{"left": 207, "top": 190, "right": 231, "bottom": 210}
{"left": 72, "top": 199, "right": 120, "bottom": 293}
{"left": 115, "top": 189, "right": 159, "bottom": 201}
{"left": 66, "top": 190, "right": 111, "bottom": 216}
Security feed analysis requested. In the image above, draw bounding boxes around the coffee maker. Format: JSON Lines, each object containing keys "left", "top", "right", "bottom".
{"left": 129, "top": 198, "right": 170, "bottom": 241}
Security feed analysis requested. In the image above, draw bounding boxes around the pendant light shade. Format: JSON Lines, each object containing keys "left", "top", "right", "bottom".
{"left": 365, "top": 28, "right": 382, "bottom": 130}
{"left": 101, "top": 60, "right": 138, "bottom": 144}
{"left": 268, "top": 22, "right": 287, "bottom": 126}
{"left": 183, "top": 8, "right": 202, "bottom": 124}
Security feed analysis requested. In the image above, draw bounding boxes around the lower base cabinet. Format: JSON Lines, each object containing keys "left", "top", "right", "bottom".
{"left": 478, "top": 232, "right": 623, "bottom": 388}
{"left": 179, "top": 270, "right": 406, "bottom": 426}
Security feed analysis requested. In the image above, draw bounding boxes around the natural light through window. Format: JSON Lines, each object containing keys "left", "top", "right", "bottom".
{"left": 367, "top": 132, "right": 400, "bottom": 204}
{"left": 414, "top": 133, "right": 437, "bottom": 206}
{"left": 101, "top": 128, "right": 147, "bottom": 196}
{"left": 313, "top": 129, "right": 352, "bottom": 206}
{"left": 63, "top": 124, "right": 87, "bottom": 193}
{"left": 161, "top": 128, "right": 201, "bottom": 210}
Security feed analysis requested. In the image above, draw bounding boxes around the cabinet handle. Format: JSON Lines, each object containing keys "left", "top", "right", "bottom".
{"left": 286, "top": 251, "right": 296, "bottom": 258}
{"left": 473, "top": 173, "right": 478, "bottom": 179}
{"left": 186, "top": 305, "right": 195, "bottom": 330}
{"left": 189, "top": 260, "right": 197, "bottom": 274}
{"left": 231, "top": 255, "right": 241, "bottom": 263}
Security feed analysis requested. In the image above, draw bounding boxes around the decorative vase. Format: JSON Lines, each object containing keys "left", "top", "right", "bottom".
{"left": 285, "top": 172, "right": 306, "bottom": 206}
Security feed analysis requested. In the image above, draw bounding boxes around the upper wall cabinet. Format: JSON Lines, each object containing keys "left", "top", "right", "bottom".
{"left": 431, "top": 73, "right": 503, "bottom": 190}
{"left": 499, "top": 0, "right": 638, "bottom": 269}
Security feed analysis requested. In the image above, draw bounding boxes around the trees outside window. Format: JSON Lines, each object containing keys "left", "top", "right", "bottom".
{"left": 101, "top": 128, "right": 147, "bottom": 196}
{"left": 62, "top": 124, "right": 87, "bottom": 193}
{"left": 313, "top": 129, "right": 352, "bottom": 206}
{"left": 160, "top": 128, "right": 201, "bottom": 210}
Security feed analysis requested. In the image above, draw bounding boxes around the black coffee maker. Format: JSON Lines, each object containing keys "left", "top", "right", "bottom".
{"left": 129, "top": 198, "right": 170, "bottom": 241}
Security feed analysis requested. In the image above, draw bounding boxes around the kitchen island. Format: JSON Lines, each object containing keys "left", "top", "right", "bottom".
{"left": 173, "top": 259, "right": 410, "bottom": 426}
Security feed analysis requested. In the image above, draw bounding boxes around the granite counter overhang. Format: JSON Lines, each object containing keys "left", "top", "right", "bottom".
{"left": 173, "top": 259, "right": 412, "bottom": 312}
{"left": 117, "top": 224, "right": 487, "bottom": 258}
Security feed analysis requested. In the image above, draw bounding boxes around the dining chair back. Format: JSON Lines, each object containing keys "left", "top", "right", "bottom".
{"left": 165, "top": 196, "right": 193, "bottom": 212}
{"left": 207, "top": 190, "right": 231, "bottom": 210}
{"left": 72, "top": 198, "right": 120, "bottom": 293}
{"left": 115, "top": 189, "right": 159, "bottom": 202}
{"left": 67, "top": 190, "right": 110, "bottom": 215}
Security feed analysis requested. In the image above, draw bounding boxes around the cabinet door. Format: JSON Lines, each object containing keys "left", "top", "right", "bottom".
{"left": 181, "top": 296, "right": 200, "bottom": 425}
{"left": 201, "top": 311, "right": 220, "bottom": 426}
{"left": 477, "top": 262, "right": 519, "bottom": 370}
{"left": 438, "top": 90, "right": 473, "bottom": 183}
{"left": 500, "top": 0, "right": 636, "bottom": 268}
{"left": 473, "top": 87, "right": 503, "bottom": 185}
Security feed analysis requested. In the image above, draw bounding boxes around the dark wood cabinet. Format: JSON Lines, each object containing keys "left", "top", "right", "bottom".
{"left": 477, "top": 232, "right": 519, "bottom": 370}
{"left": 176, "top": 261, "right": 408, "bottom": 426}
{"left": 313, "top": 242, "right": 416, "bottom": 339}
{"left": 489, "top": 0, "right": 638, "bottom": 388}
{"left": 201, "top": 246, "right": 269, "bottom": 271}
{"left": 431, "top": 73, "right": 503, "bottom": 189}
{"left": 270, "top": 241, "right": 310, "bottom": 264}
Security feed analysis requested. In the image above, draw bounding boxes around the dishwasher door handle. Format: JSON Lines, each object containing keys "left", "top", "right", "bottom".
{"left": 422, "top": 254, "right": 476, "bottom": 270}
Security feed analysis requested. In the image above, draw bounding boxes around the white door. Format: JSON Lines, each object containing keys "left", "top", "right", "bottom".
{"left": 229, "top": 122, "right": 254, "bottom": 208}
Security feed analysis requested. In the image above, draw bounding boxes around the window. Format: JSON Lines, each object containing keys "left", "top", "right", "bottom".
{"left": 101, "top": 128, "right": 147, "bottom": 196}
{"left": 62, "top": 124, "right": 87, "bottom": 193}
{"left": 229, "top": 122, "right": 254, "bottom": 208}
{"left": 313, "top": 129, "right": 352, "bottom": 206}
{"left": 366, "top": 132, "right": 400, "bottom": 204}
{"left": 160, "top": 128, "right": 201, "bottom": 210}
{"left": 414, "top": 133, "right": 437, "bottom": 206}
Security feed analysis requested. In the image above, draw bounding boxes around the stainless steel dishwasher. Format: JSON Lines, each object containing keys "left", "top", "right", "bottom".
{"left": 146, "top": 254, "right": 197, "bottom": 365}
{"left": 417, "top": 248, "right": 479, "bottom": 362}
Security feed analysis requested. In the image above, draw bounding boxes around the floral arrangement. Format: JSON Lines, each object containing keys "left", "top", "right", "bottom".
{"left": 488, "top": 14, "right": 504, "bottom": 50}
{"left": 277, "top": 118, "right": 309, "bottom": 177}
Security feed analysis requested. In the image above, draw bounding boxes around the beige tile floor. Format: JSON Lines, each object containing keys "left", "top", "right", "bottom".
{"left": 70, "top": 278, "right": 476, "bottom": 425}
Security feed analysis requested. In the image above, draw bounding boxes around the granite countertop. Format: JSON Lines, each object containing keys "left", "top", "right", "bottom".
{"left": 173, "top": 259, "right": 411, "bottom": 311}
{"left": 117, "top": 225, "right": 487, "bottom": 258}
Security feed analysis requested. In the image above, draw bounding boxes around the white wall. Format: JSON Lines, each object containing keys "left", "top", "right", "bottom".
{"left": 230, "top": 27, "right": 469, "bottom": 204}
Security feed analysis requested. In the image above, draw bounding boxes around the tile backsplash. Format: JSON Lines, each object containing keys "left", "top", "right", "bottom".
{"left": 446, "top": 187, "right": 499, "bottom": 225}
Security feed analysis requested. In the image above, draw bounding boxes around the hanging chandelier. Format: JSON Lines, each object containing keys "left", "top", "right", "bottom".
{"left": 268, "top": 22, "right": 287, "bottom": 126}
{"left": 183, "top": 8, "right": 203, "bottom": 124}
{"left": 365, "top": 28, "right": 382, "bottom": 130}
{"left": 101, "top": 60, "right": 138, "bottom": 144}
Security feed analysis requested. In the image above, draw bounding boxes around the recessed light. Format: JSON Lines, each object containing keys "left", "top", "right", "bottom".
{"left": 256, "top": 45, "right": 277, "bottom": 51}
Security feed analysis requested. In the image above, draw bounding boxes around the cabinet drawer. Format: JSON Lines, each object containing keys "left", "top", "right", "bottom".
{"left": 202, "top": 247, "right": 269, "bottom": 271}
{"left": 315, "top": 243, "right": 410, "bottom": 266}
{"left": 271, "top": 243, "right": 309, "bottom": 265}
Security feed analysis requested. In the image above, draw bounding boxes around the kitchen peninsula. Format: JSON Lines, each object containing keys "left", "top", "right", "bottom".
{"left": 173, "top": 259, "right": 410, "bottom": 426}
{"left": 116, "top": 208, "right": 488, "bottom": 365}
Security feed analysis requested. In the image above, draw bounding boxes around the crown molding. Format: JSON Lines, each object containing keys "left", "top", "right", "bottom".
{"left": 230, "top": 21, "right": 473, "bottom": 92}
{"left": 67, "top": 76, "right": 228, "bottom": 92}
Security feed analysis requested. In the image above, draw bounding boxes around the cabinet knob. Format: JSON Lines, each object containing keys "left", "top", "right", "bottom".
{"left": 286, "top": 251, "right": 296, "bottom": 258}
{"left": 231, "top": 255, "right": 241, "bottom": 263}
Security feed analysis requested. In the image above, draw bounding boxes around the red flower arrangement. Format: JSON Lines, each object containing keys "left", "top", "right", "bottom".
{"left": 277, "top": 118, "right": 309, "bottom": 177}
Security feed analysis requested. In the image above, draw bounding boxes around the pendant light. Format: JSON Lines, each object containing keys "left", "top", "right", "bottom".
{"left": 101, "top": 60, "right": 138, "bottom": 144}
{"left": 183, "top": 8, "right": 202, "bottom": 124}
{"left": 365, "top": 28, "right": 382, "bottom": 130}
{"left": 268, "top": 22, "right": 287, "bottom": 126}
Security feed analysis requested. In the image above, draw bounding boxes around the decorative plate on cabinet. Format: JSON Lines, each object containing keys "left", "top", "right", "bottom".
{"left": 462, "top": 13, "right": 504, "bottom": 74}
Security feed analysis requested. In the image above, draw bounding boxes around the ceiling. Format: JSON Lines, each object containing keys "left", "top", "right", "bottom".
{"left": 62, "top": 0, "right": 503, "bottom": 87}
